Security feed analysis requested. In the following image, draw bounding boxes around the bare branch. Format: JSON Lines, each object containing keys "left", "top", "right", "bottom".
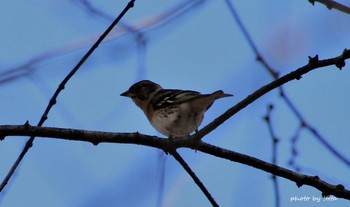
{"left": 224, "top": 0, "right": 278, "bottom": 78}
{"left": 0, "top": 0, "right": 136, "bottom": 193}
{"left": 0, "top": 0, "right": 204, "bottom": 85}
{"left": 308, "top": 0, "right": 350, "bottom": 15}
{"left": 193, "top": 49, "right": 350, "bottom": 141}
{"left": 171, "top": 151, "right": 219, "bottom": 207}
{"left": 0, "top": 0, "right": 206, "bottom": 193}
{"left": 224, "top": 0, "right": 350, "bottom": 168}
{"left": 288, "top": 124, "right": 303, "bottom": 171}
{"left": 197, "top": 142, "right": 350, "bottom": 199}
{"left": 263, "top": 104, "right": 280, "bottom": 207}
{"left": 2, "top": 47, "right": 349, "bottom": 200}
{"left": 76, "top": 0, "right": 115, "bottom": 21}
{"left": 1, "top": 124, "right": 350, "bottom": 200}
{"left": 156, "top": 153, "right": 166, "bottom": 207}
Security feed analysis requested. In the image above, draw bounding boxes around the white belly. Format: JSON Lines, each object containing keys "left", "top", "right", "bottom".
{"left": 150, "top": 103, "right": 204, "bottom": 137}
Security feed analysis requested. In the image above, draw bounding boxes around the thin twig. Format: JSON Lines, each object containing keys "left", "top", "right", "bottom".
{"left": 171, "top": 150, "right": 219, "bottom": 207}
{"left": 0, "top": 0, "right": 204, "bottom": 85}
{"left": 76, "top": 0, "right": 148, "bottom": 81}
{"left": 77, "top": 0, "right": 115, "bottom": 21}
{"left": 1, "top": 125, "right": 350, "bottom": 199}
{"left": 224, "top": 0, "right": 350, "bottom": 168}
{"left": 288, "top": 124, "right": 303, "bottom": 171}
{"left": 156, "top": 152, "right": 166, "bottom": 207}
{"left": 263, "top": 104, "right": 280, "bottom": 207}
{"left": 223, "top": 0, "right": 278, "bottom": 78}
{"left": 0, "top": 0, "right": 136, "bottom": 193}
{"left": 281, "top": 92, "right": 350, "bottom": 167}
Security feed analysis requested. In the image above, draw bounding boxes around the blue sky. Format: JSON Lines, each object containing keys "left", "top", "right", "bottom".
{"left": 1, "top": 0, "right": 350, "bottom": 206}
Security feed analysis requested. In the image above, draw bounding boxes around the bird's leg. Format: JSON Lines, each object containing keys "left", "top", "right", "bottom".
{"left": 162, "top": 135, "right": 174, "bottom": 155}
{"left": 193, "top": 128, "right": 202, "bottom": 153}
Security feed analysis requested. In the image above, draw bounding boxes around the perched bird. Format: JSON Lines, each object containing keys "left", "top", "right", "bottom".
{"left": 121, "top": 80, "right": 232, "bottom": 137}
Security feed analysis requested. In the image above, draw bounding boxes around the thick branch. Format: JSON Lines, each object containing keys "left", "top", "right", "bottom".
{"left": 1, "top": 125, "right": 350, "bottom": 200}
{"left": 2, "top": 49, "right": 350, "bottom": 200}
{"left": 197, "top": 142, "right": 350, "bottom": 199}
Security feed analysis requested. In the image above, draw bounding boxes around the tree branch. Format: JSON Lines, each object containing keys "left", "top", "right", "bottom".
{"left": 197, "top": 142, "right": 350, "bottom": 199}
{"left": 263, "top": 104, "right": 280, "bottom": 207}
{"left": 225, "top": 0, "right": 350, "bottom": 168}
{"left": 192, "top": 49, "right": 350, "bottom": 141}
{"left": 0, "top": 0, "right": 136, "bottom": 193}
{"left": 171, "top": 151, "right": 219, "bottom": 207}
{"left": 1, "top": 124, "right": 350, "bottom": 200}
{"left": 308, "top": 0, "right": 350, "bottom": 15}
{"left": 0, "top": 0, "right": 204, "bottom": 85}
{"left": 2, "top": 49, "right": 350, "bottom": 201}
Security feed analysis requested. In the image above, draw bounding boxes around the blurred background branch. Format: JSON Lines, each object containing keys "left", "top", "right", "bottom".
{"left": 263, "top": 104, "right": 280, "bottom": 207}
{"left": 0, "top": 0, "right": 136, "bottom": 193}
{"left": 224, "top": 0, "right": 350, "bottom": 170}
{"left": 0, "top": 0, "right": 204, "bottom": 85}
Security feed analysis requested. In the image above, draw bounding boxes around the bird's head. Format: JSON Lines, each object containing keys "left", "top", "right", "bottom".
{"left": 121, "top": 80, "right": 162, "bottom": 108}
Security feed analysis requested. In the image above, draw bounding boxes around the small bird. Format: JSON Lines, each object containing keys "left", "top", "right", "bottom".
{"left": 121, "top": 80, "right": 232, "bottom": 138}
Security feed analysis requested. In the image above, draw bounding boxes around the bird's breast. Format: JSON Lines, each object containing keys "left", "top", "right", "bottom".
{"left": 150, "top": 103, "right": 204, "bottom": 137}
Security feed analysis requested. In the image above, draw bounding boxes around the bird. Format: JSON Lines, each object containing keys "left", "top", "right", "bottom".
{"left": 120, "top": 80, "right": 233, "bottom": 138}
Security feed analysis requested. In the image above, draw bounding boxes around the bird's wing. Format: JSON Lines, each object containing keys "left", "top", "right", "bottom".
{"left": 152, "top": 90, "right": 201, "bottom": 110}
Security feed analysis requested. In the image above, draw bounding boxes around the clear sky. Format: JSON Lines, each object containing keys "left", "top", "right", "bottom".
{"left": 1, "top": 0, "right": 350, "bottom": 206}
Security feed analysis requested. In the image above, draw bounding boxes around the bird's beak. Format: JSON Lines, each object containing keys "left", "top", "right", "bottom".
{"left": 120, "top": 90, "right": 132, "bottom": 97}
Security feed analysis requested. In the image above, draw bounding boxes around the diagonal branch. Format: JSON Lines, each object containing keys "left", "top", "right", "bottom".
{"left": 0, "top": 0, "right": 136, "bottom": 193}
{"left": 308, "top": 0, "right": 350, "bottom": 15}
{"left": 171, "top": 151, "right": 219, "bottom": 207}
{"left": 193, "top": 49, "right": 350, "bottom": 141}
{"left": 1, "top": 125, "right": 350, "bottom": 199}
{"left": 224, "top": 0, "right": 350, "bottom": 168}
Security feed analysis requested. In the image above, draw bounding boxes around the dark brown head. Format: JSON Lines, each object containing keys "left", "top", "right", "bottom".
{"left": 121, "top": 80, "right": 162, "bottom": 109}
